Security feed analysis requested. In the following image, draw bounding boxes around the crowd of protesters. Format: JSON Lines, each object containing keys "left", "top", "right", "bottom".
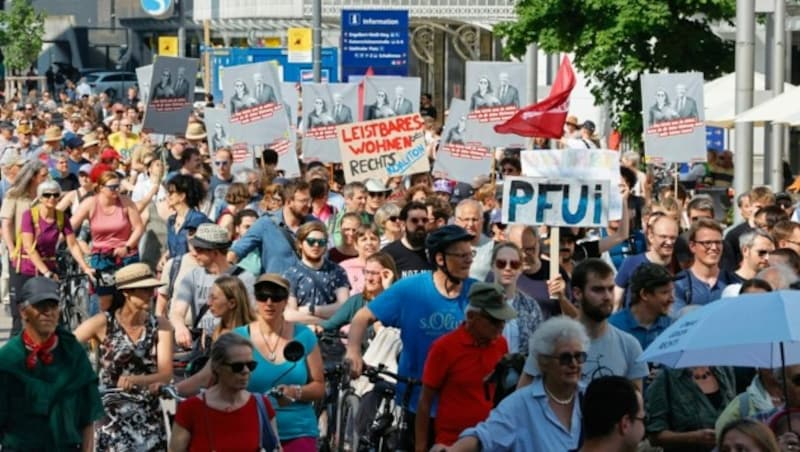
{"left": 1, "top": 85, "right": 800, "bottom": 452}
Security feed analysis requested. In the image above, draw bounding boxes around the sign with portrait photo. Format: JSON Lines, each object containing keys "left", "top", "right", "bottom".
{"left": 432, "top": 98, "right": 492, "bottom": 185}
{"left": 463, "top": 61, "right": 527, "bottom": 148}
{"left": 302, "top": 82, "right": 359, "bottom": 163}
{"left": 641, "top": 72, "right": 706, "bottom": 163}
{"left": 203, "top": 108, "right": 231, "bottom": 157}
{"left": 337, "top": 113, "right": 429, "bottom": 183}
{"left": 135, "top": 64, "right": 153, "bottom": 104}
{"left": 362, "top": 76, "right": 420, "bottom": 122}
{"left": 142, "top": 56, "right": 199, "bottom": 135}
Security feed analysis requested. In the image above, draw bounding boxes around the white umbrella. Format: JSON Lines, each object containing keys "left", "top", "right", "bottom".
{"left": 638, "top": 290, "right": 800, "bottom": 368}
{"left": 734, "top": 85, "right": 800, "bottom": 125}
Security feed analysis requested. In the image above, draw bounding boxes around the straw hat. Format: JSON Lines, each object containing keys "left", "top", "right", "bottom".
{"left": 185, "top": 122, "right": 207, "bottom": 141}
{"left": 82, "top": 132, "right": 100, "bottom": 148}
{"left": 16, "top": 123, "right": 31, "bottom": 135}
{"left": 43, "top": 126, "right": 62, "bottom": 142}
{"left": 115, "top": 263, "right": 164, "bottom": 290}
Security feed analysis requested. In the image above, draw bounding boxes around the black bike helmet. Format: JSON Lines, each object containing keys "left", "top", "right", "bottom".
{"left": 425, "top": 224, "right": 475, "bottom": 267}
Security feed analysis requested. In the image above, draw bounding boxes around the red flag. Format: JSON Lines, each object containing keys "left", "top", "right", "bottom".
{"left": 494, "top": 56, "right": 576, "bottom": 138}
{"left": 357, "top": 67, "right": 375, "bottom": 121}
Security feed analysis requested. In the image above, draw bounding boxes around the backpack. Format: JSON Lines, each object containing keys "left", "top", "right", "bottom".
{"left": 484, "top": 353, "right": 526, "bottom": 407}
{"left": 14, "top": 204, "right": 65, "bottom": 273}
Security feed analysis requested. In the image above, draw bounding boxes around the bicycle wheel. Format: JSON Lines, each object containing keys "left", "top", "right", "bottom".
{"left": 337, "top": 392, "right": 360, "bottom": 452}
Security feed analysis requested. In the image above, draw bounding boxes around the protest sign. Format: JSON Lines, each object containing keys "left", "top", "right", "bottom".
{"left": 135, "top": 65, "right": 153, "bottom": 104}
{"left": 362, "top": 77, "right": 420, "bottom": 122}
{"left": 502, "top": 177, "right": 610, "bottom": 227}
{"left": 463, "top": 61, "right": 527, "bottom": 148}
{"left": 142, "top": 57, "right": 199, "bottom": 135}
{"left": 432, "top": 98, "right": 492, "bottom": 185}
{"left": 282, "top": 82, "right": 300, "bottom": 128}
{"left": 520, "top": 148, "right": 623, "bottom": 220}
{"left": 222, "top": 61, "right": 292, "bottom": 143}
{"left": 302, "top": 82, "right": 359, "bottom": 163}
{"left": 641, "top": 72, "right": 706, "bottom": 163}
{"left": 203, "top": 108, "right": 231, "bottom": 157}
{"left": 337, "top": 113, "right": 429, "bottom": 183}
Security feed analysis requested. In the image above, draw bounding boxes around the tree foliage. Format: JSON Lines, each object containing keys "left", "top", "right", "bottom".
{"left": 495, "top": 0, "right": 736, "bottom": 147}
{"left": 0, "top": 0, "right": 46, "bottom": 73}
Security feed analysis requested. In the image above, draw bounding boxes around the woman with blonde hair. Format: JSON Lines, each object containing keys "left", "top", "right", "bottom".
{"left": 207, "top": 275, "right": 257, "bottom": 341}
{"left": 718, "top": 418, "right": 779, "bottom": 452}
{"left": 217, "top": 182, "right": 250, "bottom": 237}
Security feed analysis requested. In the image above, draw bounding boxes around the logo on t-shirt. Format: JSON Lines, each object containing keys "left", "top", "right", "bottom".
{"left": 418, "top": 312, "right": 460, "bottom": 333}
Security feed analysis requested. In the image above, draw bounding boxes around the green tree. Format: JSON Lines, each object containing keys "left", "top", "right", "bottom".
{"left": 496, "top": 0, "right": 735, "bottom": 148}
{"left": 0, "top": 0, "right": 45, "bottom": 74}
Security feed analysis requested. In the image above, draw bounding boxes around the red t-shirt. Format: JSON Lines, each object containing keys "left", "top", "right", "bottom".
{"left": 421, "top": 324, "right": 508, "bottom": 446}
{"left": 174, "top": 393, "right": 276, "bottom": 452}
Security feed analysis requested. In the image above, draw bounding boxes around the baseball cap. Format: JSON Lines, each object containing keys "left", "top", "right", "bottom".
{"left": 65, "top": 136, "right": 84, "bottom": 149}
{"left": 468, "top": 282, "right": 517, "bottom": 321}
{"left": 255, "top": 273, "right": 291, "bottom": 292}
{"left": 433, "top": 178, "right": 454, "bottom": 194}
{"left": 581, "top": 120, "right": 596, "bottom": 133}
{"left": 78, "top": 163, "right": 93, "bottom": 175}
{"left": 21, "top": 277, "right": 60, "bottom": 307}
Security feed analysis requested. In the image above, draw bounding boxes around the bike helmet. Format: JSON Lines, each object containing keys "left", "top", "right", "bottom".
{"left": 426, "top": 225, "right": 474, "bottom": 264}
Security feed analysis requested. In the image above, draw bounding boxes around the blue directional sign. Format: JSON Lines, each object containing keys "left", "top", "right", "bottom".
{"left": 341, "top": 10, "right": 409, "bottom": 81}
{"left": 141, "top": 0, "right": 174, "bottom": 19}
{"left": 706, "top": 125, "right": 725, "bottom": 151}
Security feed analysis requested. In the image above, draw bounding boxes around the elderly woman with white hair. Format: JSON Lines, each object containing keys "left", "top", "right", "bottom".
{"left": 12, "top": 179, "right": 92, "bottom": 318}
{"left": 444, "top": 316, "right": 590, "bottom": 451}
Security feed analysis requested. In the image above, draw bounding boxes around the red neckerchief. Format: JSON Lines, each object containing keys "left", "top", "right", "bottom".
{"left": 22, "top": 330, "right": 58, "bottom": 369}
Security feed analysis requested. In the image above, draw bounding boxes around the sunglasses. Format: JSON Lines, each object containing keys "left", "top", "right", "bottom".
{"left": 214, "top": 160, "right": 230, "bottom": 167}
{"left": 408, "top": 217, "right": 429, "bottom": 225}
{"left": 388, "top": 216, "right": 401, "bottom": 222}
{"left": 104, "top": 184, "right": 120, "bottom": 192}
{"left": 41, "top": 192, "right": 60, "bottom": 199}
{"left": 543, "top": 351, "right": 588, "bottom": 366}
{"left": 224, "top": 360, "right": 258, "bottom": 373}
{"left": 255, "top": 290, "right": 288, "bottom": 303}
{"left": 305, "top": 237, "right": 327, "bottom": 248}
{"left": 495, "top": 259, "right": 521, "bottom": 270}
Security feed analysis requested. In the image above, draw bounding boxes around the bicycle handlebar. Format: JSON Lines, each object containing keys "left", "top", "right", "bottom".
{"left": 362, "top": 364, "right": 420, "bottom": 386}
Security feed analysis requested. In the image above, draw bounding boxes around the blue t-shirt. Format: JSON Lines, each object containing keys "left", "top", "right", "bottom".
{"left": 234, "top": 323, "right": 320, "bottom": 440}
{"left": 602, "top": 229, "right": 646, "bottom": 270}
{"left": 614, "top": 253, "right": 651, "bottom": 308}
{"left": 368, "top": 272, "right": 475, "bottom": 413}
{"left": 609, "top": 308, "right": 672, "bottom": 352}
{"left": 66, "top": 157, "right": 89, "bottom": 177}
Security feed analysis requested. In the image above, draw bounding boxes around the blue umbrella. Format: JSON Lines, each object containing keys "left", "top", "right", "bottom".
{"left": 638, "top": 290, "right": 800, "bottom": 368}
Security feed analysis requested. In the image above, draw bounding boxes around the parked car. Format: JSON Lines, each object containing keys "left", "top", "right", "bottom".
{"left": 85, "top": 71, "right": 138, "bottom": 100}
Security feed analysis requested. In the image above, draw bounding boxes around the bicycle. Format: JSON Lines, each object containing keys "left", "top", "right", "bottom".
{"left": 319, "top": 359, "right": 361, "bottom": 452}
{"left": 356, "top": 364, "right": 421, "bottom": 452}
{"left": 56, "top": 249, "right": 91, "bottom": 331}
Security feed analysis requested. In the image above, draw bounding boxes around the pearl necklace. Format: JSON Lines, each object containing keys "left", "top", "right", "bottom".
{"left": 544, "top": 385, "right": 575, "bottom": 405}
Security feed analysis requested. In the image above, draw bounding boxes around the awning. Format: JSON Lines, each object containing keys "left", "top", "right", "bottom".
{"left": 734, "top": 84, "right": 800, "bottom": 125}
{"left": 704, "top": 72, "right": 795, "bottom": 128}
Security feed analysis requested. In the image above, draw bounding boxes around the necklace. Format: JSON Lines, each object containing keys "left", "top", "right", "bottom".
{"left": 544, "top": 384, "right": 575, "bottom": 405}
{"left": 259, "top": 320, "right": 284, "bottom": 362}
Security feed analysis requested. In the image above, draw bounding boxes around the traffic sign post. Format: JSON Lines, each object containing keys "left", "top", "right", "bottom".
{"left": 341, "top": 10, "right": 409, "bottom": 82}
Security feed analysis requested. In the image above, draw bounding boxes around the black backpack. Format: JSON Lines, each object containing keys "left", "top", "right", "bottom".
{"left": 484, "top": 353, "right": 526, "bottom": 406}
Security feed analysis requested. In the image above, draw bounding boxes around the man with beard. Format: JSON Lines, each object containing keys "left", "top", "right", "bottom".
{"left": 383, "top": 201, "right": 433, "bottom": 278}
{"left": 671, "top": 218, "right": 732, "bottom": 316}
{"left": 614, "top": 214, "right": 680, "bottom": 309}
{"left": 282, "top": 221, "right": 350, "bottom": 325}
{"left": 519, "top": 259, "right": 648, "bottom": 390}
{"left": 228, "top": 180, "right": 315, "bottom": 274}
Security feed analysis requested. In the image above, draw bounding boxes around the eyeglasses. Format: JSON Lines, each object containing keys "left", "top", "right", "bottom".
{"left": 305, "top": 237, "right": 328, "bottom": 248}
{"left": 214, "top": 160, "right": 230, "bottom": 167}
{"left": 693, "top": 240, "right": 723, "bottom": 250}
{"left": 445, "top": 251, "right": 474, "bottom": 261}
{"left": 224, "top": 360, "right": 258, "bottom": 373}
{"left": 408, "top": 217, "right": 429, "bottom": 225}
{"left": 542, "top": 351, "right": 588, "bottom": 366}
{"left": 41, "top": 192, "right": 60, "bottom": 199}
{"left": 104, "top": 184, "right": 120, "bottom": 192}
{"left": 495, "top": 258, "right": 521, "bottom": 270}
{"left": 255, "top": 292, "right": 288, "bottom": 303}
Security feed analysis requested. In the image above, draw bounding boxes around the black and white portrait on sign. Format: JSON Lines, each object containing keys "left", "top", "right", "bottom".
{"left": 362, "top": 77, "right": 421, "bottom": 121}
{"left": 306, "top": 97, "right": 335, "bottom": 129}
{"left": 463, "top": 61, "right": 527, "bottom": 148}
{"left": 673, "top": 83, "right": 698, "bottom": 120}
{"left": 203, "top": 108, "right": 231, "bottom": 156}
{"left": 648, "top": 87, "right": 678, "bottom": 126}
{"left": 173, "top": 66, "right": 191, "bottom": 101}
{"left": 229, "top": 79, "right": 257, "bottom": 114}
{"left": 151, "top": 69, "right": 175, "bottom": 100}
{"left": 443, "top": 115, "right": 467, "bottom": 145}
{"left": 331, "top": 92, "right": 353, "bottom": 124}
{"left": 252, "top": 72, "right": 277, "bottom": 106}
